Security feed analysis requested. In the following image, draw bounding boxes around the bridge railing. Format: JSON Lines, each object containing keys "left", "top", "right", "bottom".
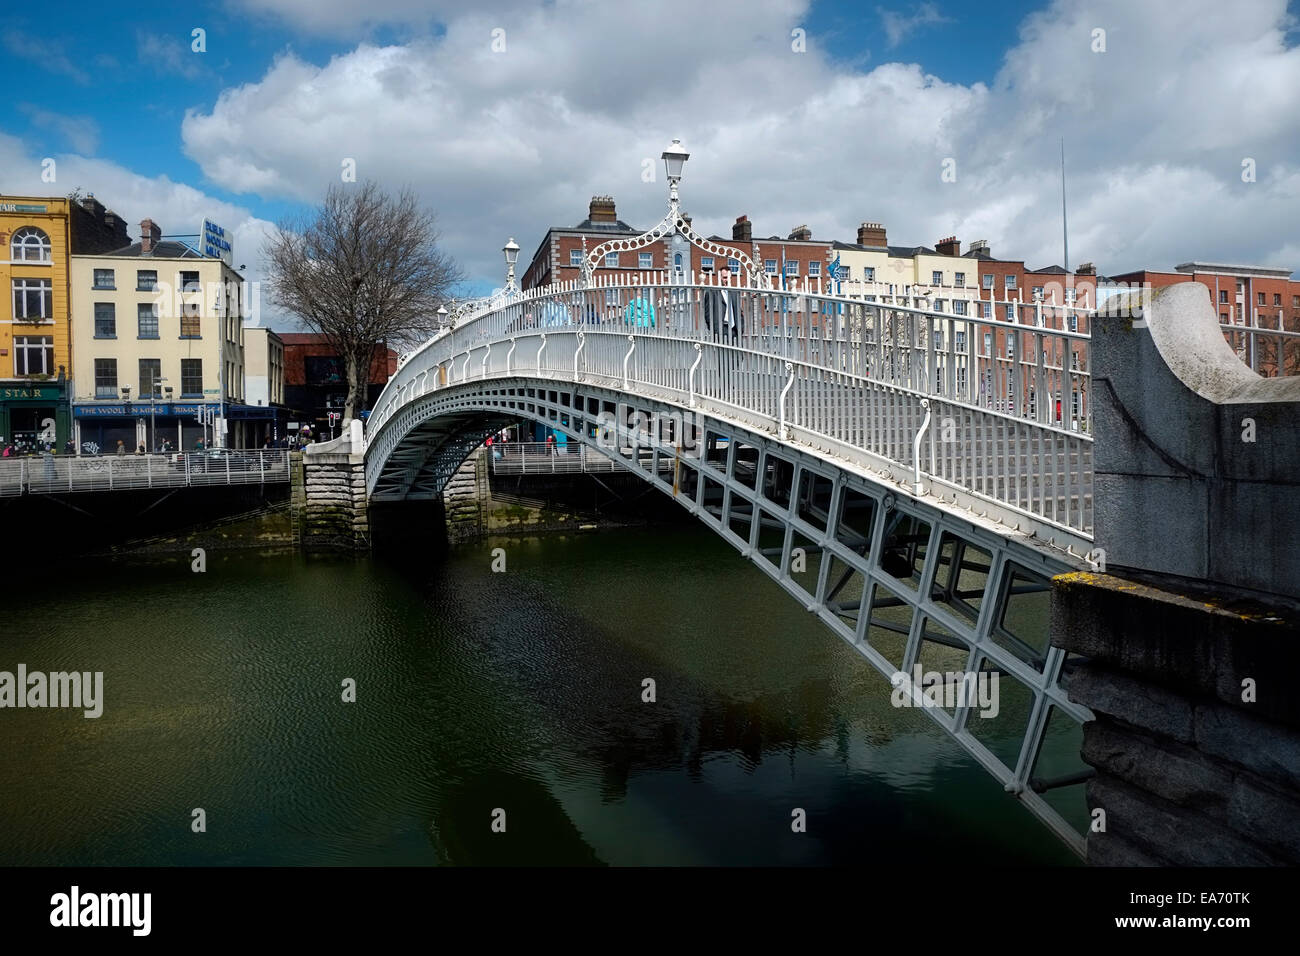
{"left": 0, "top": 450, "right": 290, "bottom": 495}
{"left": 369, "top": 273, "right": 1097, "bottom": 543}
{"left": 489, "top": 442, "right": 626, "bottom": 475}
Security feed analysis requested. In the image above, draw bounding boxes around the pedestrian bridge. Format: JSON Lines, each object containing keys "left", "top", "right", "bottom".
{"left": 360, "top": 267, "right": 1100, "bottom": 853}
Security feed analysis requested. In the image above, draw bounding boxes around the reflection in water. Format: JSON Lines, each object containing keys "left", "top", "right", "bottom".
{"left": 0, "top": 527, "right": 1078, "bottom": 866}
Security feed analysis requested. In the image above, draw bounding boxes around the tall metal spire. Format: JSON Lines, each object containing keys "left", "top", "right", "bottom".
{"left": 1061, "top": 138, "right": 1069, "bottom": 273}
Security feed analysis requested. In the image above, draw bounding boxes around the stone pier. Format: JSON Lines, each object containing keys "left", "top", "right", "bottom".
{"left": 301, "top": 421, "right": 369, "bottom": 551}
{"left": 1052, "top": 283, "right": 1300, "bottom": 865}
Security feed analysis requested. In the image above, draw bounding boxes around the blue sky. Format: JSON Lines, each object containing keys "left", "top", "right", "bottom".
{"left": 2, "top": 0, "right": 1297, "bottom": 309}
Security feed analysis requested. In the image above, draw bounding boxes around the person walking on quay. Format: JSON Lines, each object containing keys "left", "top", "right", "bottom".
{"left": 64, "top": 438, "right": 75, "bottom": 456}
{"left": 546, "top": 433, "right": 557, "bottom": 456}
{"left": 116, "top": 440, "right": 126, "bottom": 456}
{"left": 195, "top": 437, "right": 205, "bottom": 451}
{"left": 136, "top": 442, "right": 146, "bottom": 455}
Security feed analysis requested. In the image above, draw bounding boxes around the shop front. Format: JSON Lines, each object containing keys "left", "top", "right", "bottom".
{"left": 74, "top": 401, "right": 225, "bottom": 454}
{"left": 0, "top": 382, "right": 70, "bottom": 453}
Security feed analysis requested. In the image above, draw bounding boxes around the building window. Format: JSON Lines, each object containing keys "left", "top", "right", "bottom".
{"left": 1006, "top": 302, "right": 1016, "bottom": 320}
{"left": 957, "top": 367, "right": 967, "bottom": 392}
{"left": 982, "top": 302, "right": 992, "bottom": 318}
{"left": 638, "top": 253, "right": 653, "bottom": 269}
{"left": 139, "top": 359, "right": 162, "bottom": 397}
{"left": 954, "top": 273, "right": 966, "bottom": 288}
{"left": 11, "top": 277, "right": 53, "bottom": 320}
{"left": 1220, "top": 312, "right": 1229, "bottom": 323}
{"left": 1257, "top": 292, "right": 1265, "bottom": 306}
{"left": 1006, "top": 337, "right": 1015, "bottom": 359}
{"left": 1033, "top": 286, "right": 1043, "bottom": 298}
{"left": 982, "top": 274, "right": 994, "bottom": 289}
{"left": 863, "top": 266, "right": 875, "bottom": 281}
{"left": 807, "top": 261, "right": 819, "bottom": 276}
{"left": 1219, "top": 289, "right": 1229, "bottom": 303}
{"left": 93, "top": 268, "right": 115, "bottom": 290}
{"left": 764, "top": 259, "right": 778, "bottom": 275}
{"left": 1293, "top": 295, "right": 1300, "bottom": 308}
{"left": 934, "top": 299, "right": 945, "bottom": 312}
{"left": 138, "top": 303, "right": 159, "bottom": 339}
{"left": 932, "top": 270, "right": 943, "bottom": 286}
{"left": 933, "top": 331, "right": 944, "bottom": 350}
{"left": 983, "top": 332, "right": 993, "bottom": 356}
{"left": 180, "top": 271, "right": 200, "bottom": 294}
{"left": 10, "top": 226, "right": 51, "bottom": 262}
{"left": 784, "top": 260, "right": 799, "bottom": 276}
{"left": 180, "top": 311, "right": 201, "bottom": 338}
{"left": 569, "top": 249, "right": 582, "bottom": 266}
{"left": 1068, "top": 314, "right": 1078, "bottom": 332}
{"left": 94, "top": 302, "right": 116, "bottom": 338}
{"left": 702, "top": 256, "right": 715, "bottom": 272}
{"left": 95, "top": 358, "right": 118, "bottom": 398}
{"left": 181, "top": 359, "right": 203, "bottom": 398}
{"left": 14, "top": 336, "right": 54, "bottom": 376}
{"left": 673, "top": 252, "right": 683, "bottom": 273}
{"left": 604, "top": 252, "right": 618, "bottom": 268}
{"left": 1274, "top": 293, "right": 1282, "bottom": 306}
{"left": 953, "top": 299, "right": 968, "bottom": 316}
{"left": 1005, "top": 275, "right": 1017, "bottom": 289}
{"left": 137, "top": 270, "right": 158, "bottom": 291}
{"left": 954, "top": 330, "right": 966, "bottom": 350}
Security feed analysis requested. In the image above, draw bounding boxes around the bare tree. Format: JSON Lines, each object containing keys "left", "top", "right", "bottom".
{"left": 264, "top": 181, "right": 461, "bottom": 421}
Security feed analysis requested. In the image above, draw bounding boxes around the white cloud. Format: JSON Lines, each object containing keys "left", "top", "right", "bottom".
{"left": 76, "top": 0, "right": 1300, "bottom": 287}
{"left": 18, "top": 105, "right": 100, "bottom": 155}
{"left": 0, "top": 133, "right": 289, "bottom": 329}
{"left": 877, "top": 3, "right": 953, "bottom": 48}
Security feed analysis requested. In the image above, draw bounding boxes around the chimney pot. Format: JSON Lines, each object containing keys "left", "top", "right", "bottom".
{"left": 788, "top": 224, "right": 812, "bottom": 241}
{"left": 588, "top": 195, "right": 617, "bottom": 223}
{"left": 140, "top": 218, "right": 162, "bottom": 254}
{"left": 935, "top": 236, "right": 961, "bottom": 256}
{"left": 732, "top": 215, "right": 752, "bottom": 242}
{"left": 857, "top": 221, "right": 887, "bottom": 247}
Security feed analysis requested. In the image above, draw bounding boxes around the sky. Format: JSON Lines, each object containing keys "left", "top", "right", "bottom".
{"left": 2, "top": 0, "right": 1298, "bottom": 327}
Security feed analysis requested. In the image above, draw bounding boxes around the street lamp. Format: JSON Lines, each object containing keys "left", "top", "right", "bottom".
{"left": 661, "top": 138, "right": 689, "bottom": 204}
{"left": 437, "top": 304, "right": 449, "bottom": 331}
{"left": 503, "top": 238, "right": 520, "bottom": 293}
{"left": 149, "top": 378, "right": 169, "bottom": 453}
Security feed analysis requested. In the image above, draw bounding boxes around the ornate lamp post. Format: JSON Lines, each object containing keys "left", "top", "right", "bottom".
{"left": 580, "top": 137, "right": 766, "bottom": 288}
{"left": 437, "top": 304, "right": 449, "bottom": 331}
{"left": 503, "top": 238, "right": 520, "bottom": 294}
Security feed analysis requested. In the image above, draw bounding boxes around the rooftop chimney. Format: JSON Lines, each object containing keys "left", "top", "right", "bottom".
{"left": 788, "top": 224, "right": 812, "bottom": 241}
{"left": 588, "top": 195, "right": 617, "bottom": 223}
{"left": 858, "top": 221, "right": 887, "bottom": 247}
{"left": 969, "top": 239, "right": 990, "bottom": 256}
{"left": 1076, "top": 261, "right": 1096, "bottom": 275}
{"left": 936, "top": 236, "right": 960, "bottom": 256}
{"left": 139, "top": 219, "right": 162, "bottom": 254}
{"left": 732, "top": 215, "right": 752, "bottom": 242}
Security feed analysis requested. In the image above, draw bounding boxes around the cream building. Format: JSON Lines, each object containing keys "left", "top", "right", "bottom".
{"left": 69, "top": 219, "right": 253, "bottom": 451}
{"left": 243, "top": 327, "right": 285, "bottom": 406}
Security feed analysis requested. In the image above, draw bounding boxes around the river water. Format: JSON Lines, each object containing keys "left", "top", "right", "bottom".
{"left": 1, "top": 526, "right": 1078, "bottom": 866}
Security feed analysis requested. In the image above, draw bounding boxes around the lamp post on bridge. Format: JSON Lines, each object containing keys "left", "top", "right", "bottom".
{"left": 503, "top": 238, "right": 520, "bottom": 294}
{"left": 579, "top": 137, "right": 765, "bottom": 288}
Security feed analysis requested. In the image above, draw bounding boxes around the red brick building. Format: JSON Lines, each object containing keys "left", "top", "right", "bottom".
{"left": 279, "top": 333, "right": 397, "bottom": 434}
{"left": 1107, "top": 262, "right": 1300, "bottom": 376}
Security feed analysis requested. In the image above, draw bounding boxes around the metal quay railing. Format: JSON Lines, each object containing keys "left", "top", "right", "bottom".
{"left": 0, "top": 449, "right": 290, "bottom": 495}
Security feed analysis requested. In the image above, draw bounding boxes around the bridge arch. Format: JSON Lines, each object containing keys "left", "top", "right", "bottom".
{"left": 365, "top": 375, "right": 1093, "bottom": 855}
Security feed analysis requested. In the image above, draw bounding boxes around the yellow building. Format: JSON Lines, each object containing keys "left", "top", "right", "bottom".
{"left": 0, "top": 196, "right": 74, "bottom": 452}
{"left": 70, "top": 218, "right": 253, "bottom": 451}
